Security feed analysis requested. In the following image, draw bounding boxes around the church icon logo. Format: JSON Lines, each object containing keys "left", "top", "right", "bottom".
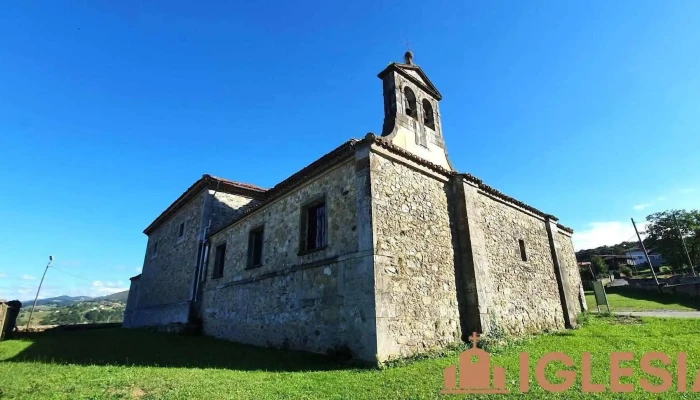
{"left": 441, "top": 332, "right": 509, "bottom": 395}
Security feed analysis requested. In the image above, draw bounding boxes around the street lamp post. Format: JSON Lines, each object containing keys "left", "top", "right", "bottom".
{"left": 25, "top": 256, "right": 53, "bottom": 331}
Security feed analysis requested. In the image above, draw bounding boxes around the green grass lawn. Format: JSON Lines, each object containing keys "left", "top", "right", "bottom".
{"left": 585, "top": 288, "right": 700, "bottom": 312}
{"left": 2, "top": 316, "right": 700, "bottom": 399}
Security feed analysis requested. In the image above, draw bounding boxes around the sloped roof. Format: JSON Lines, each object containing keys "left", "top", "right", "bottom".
{"left": 207, "top": 133, "right": 575, "bottom": 238}
{"left": 377, "top": 62, "right": 443, "bottom": 100}
{"left": 143, "top": 174, "right": 266, "bottom": 235}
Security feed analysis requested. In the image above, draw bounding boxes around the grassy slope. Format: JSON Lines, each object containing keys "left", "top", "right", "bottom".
{"left": 585, "top": 287, "right": 700, "bottom": 312}
{"left": 2, "top": 316, "right": 700, "bottom": 399}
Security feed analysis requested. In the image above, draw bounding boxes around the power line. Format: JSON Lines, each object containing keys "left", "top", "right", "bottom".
{"left": 49, "top": 265, "right": 94, "bottom": 283}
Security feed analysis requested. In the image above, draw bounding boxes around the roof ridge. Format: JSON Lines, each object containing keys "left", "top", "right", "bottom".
{"left": 202, "top": 174, "right": 267, "bottom": 192}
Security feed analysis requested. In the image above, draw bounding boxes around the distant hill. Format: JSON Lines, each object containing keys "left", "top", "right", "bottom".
{"left": 22, "top": 295, "right": 93, "bottom": 307}
{"left": 22, "top": 290, "right": 129, "bottom": 307}
{"left": 94, "top": 290, "right": 129, "bottom": 302}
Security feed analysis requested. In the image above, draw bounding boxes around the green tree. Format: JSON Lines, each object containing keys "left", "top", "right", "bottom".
{"left": 591, "top": 255, "right": 608, "bottom": 278}
{"left": 619, "top": 265, "right": 633, "bottom": 277}
{"left": 645, "top": 209, "right": 700, "bottom": 273}
{"left": 84, "top": 310, "right": 100, "bottom": 322}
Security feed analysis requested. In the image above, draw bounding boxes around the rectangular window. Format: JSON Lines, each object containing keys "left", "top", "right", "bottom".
{"left": 178, "top": 222, "right": 185, "bottom": 239}
{"left": 518, "top": 239, "right": 527, "bottom": 262}
{"left": 212, "top": 243, "right": 226, "bottom": 279}
{"left": 247, "top": 226, "right": 264, "bottom": 269}
{"left": 151, "top": 241, "right": 158, "bottom": 258}
{"left": 300, "top": 198, "right": 327, "bottom": 253}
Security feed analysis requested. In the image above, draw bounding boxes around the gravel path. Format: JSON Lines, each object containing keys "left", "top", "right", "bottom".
{"left": 611, "top": 311, "right": 700, "bottom": 318}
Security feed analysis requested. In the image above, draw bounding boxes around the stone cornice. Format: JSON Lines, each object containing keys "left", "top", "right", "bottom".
{"left": 362, "top": 133, "right": 574, "bottom": 234}
{"left": 202, "top": 132, "right": 574, "bottom": 239}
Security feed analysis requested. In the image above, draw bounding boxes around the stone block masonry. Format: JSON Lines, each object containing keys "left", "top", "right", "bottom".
{"left": 370, "top": 151, "right": 461, "bottom": 361}
{"left": 126, "top": 137, "right": 585, "bottom": 363}
{"left": 202, "top": 159, "right": 378, "bottom": 361}
{"left": 125, "top": 54, "right": 585, "bottom": 362}
{"left": 125, "top": 182, "right": 262, "bottom": 328}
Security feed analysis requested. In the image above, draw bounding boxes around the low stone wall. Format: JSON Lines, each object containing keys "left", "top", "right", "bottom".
{"left": 662, "top": 283, "right": 700, "bottom": 298}
{"left": 124, "top": 301, "right": 190, "bottom": 328}
{"left": 624, "top": 276, "right": 700, "bottom": 299}
{"left": 0, "top": 301, "right": 22, "bottom": 340}
{"left": 0, "top": 303, "right": 7, "bottom": 340}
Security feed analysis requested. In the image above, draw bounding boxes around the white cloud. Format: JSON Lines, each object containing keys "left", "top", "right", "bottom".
{"left": 90, "top": 280, "right": 128, "bottom": 296}
{"left": 573, "top": 221, "right": 647, "bottom": 251}
{"left": 134, "top": 267, "right": 142, "bottom": 273}
{"left": 656, "top": 196, "right": 667, "bottom": 201}
{"left": 18, "top": 286, "right": 33, "bottom": 295}
{"left": 22, "top": 275, "right": 36, "bottom": 280}
{"left": 633, "top": 203, "right": 652, "bottom": 211}
{"left": 679, "top": 188, "right": 696, "bottom": 194}
{"left": 0, "top": 273, "right": 5, "bottom": 278}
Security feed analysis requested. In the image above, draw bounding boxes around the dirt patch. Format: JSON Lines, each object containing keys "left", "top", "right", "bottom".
{"left": 612, "top": 315, "right": 643, "bottom": 325}
{"left": 106, "top": 387, "right": 146, "bottom": 399}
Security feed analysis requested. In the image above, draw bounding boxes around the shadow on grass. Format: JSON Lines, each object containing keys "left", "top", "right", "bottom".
{"left": 606, "top": 286, "right": 700, "bottom": 311}
{"left": 4, "top": 328, "right": 360, "bottom": 372}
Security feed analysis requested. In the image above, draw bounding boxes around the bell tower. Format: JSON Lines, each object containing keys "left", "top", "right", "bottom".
{"left": 378, "top": 51, "right": 453, "bottom": 170}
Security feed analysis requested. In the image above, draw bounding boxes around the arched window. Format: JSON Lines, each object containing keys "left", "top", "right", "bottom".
{"left": 403, "top": 87, "right": 417, "bottom": 119}
{"left": 422, "top": 99, "right": 435, "bottom": 130}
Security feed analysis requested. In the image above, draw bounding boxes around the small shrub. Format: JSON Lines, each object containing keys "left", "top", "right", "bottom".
{"left": 575, "top": 312, "right": 591, "bottom": 327}
{"left": 619, "top": 265, "right": 633, "bottom": 277}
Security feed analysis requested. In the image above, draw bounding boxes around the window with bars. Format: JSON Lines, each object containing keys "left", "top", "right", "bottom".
{"left": 300, "top": 198, "right": 327, "bottom": 253}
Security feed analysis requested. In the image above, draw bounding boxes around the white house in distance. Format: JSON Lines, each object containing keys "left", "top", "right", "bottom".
{"left": 624, "top": 248, "right": 666, "bottom": 268}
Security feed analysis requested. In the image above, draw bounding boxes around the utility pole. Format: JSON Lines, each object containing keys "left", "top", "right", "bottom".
{"left": 631, "top": 218, "right": 661, "bottom": 291}
{"left": 673, "top": 213, "right": 697, "bottom": 277}
{"left": 25, "top": 256, "right": 53, "bottom": 330}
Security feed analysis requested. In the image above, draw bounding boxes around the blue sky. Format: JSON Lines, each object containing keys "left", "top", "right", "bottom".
{"left": 1, "top": 1, "right": 699, "bottom": 300}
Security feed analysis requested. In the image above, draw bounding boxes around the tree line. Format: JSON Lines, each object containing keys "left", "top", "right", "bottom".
{"left": 577, "top": 209, "right": 700, "bottom": 277}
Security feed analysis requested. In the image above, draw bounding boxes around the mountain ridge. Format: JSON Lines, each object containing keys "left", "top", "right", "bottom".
{"left": 20, "top": 290, "right": 129, "bottom": 306}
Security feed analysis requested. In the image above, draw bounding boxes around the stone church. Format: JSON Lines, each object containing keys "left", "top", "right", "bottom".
{"left": 124, "top": 52, "right": 586, "bottom": 362}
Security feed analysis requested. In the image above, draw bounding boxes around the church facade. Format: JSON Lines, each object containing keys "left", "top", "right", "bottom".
{"left": 124, "top": 53, "right": 586, "bottom": 362}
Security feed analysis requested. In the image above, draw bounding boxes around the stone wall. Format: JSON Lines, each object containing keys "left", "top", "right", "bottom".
{"left": 472, "top": 192, "right": 565, "bottom": 335}
{"left": 556, "top": 231, "right": 587, "bottom": 313}
{"left": 127, "top": 186, "right": 259, "bottom": 328}
{"left": 0, "top": 303, "right": 7, "bottom": 340}
{"left": 122, "top": 276, "right": 140, "bottom": 327}
{"left": 369, "top": 150, "right": 461, "bottom": 361}
{"left": 201, "top": 158, "right": 377, "bottom": 361}
{"left": 137, "top": 190, "right": 207, "bottom": 311}
{"left": 209, "top": 191, "right": 257, "bottom": 233}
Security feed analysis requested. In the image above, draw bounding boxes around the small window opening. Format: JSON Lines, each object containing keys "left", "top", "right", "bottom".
{"left": 519, "top": 239, "right": 527, "bottom": 262}
{"left": 178, "top": 222, "right": 185, "bottom": 238}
